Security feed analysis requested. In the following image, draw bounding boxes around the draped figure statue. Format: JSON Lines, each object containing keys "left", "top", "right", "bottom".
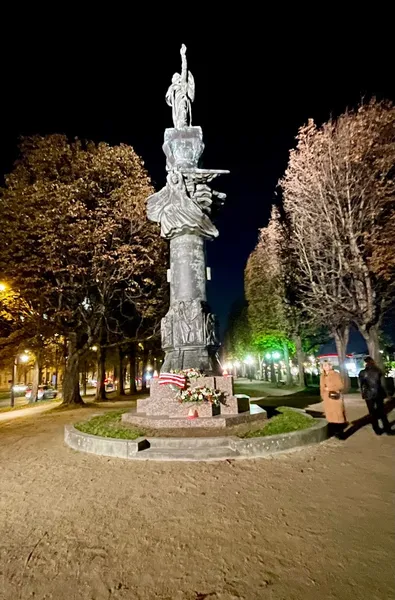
{"left": 147, "top": 169, "right": 219, "bottom": 239}
{"left": 165, "top": 44, "right": 195, "bottom": 129}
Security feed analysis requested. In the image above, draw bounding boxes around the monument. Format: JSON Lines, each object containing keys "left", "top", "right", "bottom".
{"left": 122, "top": 46, "right": 266, "bottom": 428}
{"left": 147, "top": 44, "right": 229, "bottom": 374}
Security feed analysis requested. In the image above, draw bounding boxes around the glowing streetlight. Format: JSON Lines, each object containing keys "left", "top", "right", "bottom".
{"left": 0, "top": 282, "right": 8, "bottom": 292}
{"left": 244, "top": 355, "right": 254, "bottom": 365}
{"left": 272, "top": 351, "right": 281, "bottom": 360}
{"left": 20, "top": 354, "right": 29, "bottom": 363}
{"left": 91, "top": 345, "right": 98, "bottom": 352}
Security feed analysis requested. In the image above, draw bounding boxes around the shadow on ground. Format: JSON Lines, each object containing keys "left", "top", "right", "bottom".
{"left": 339, "top": 398, "right": 395, "bottom": 439}
{"left": 249, "top": 388, "right": 321, "bottom": 411}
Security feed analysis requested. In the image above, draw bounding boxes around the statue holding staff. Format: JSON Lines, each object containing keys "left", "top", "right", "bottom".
{"left": 165, "top": 44, "right": 195, "bottom": 129}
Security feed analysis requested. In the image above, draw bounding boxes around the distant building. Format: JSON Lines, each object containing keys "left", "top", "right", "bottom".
{"left": 317, "top": 353, "right": 366, "bottom": 377}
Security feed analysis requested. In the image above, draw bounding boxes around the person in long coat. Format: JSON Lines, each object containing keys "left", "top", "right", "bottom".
{"left": 320, "top": 361, "right": 347, "bottom": 435}
{"left": 359, "top": 356, "right": 392, "bottom": 435}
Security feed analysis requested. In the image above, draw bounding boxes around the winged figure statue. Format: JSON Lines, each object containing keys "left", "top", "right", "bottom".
{"left": 165, "top": 44, "right": 195, "bottom": 129}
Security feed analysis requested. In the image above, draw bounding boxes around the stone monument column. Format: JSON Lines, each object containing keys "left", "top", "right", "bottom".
{"left": 147, "top": 44, "right": 229, "bottom": 375}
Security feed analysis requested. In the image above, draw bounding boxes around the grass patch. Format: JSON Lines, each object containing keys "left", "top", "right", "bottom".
{"left": 74, "top": 410, "right": 146, "bottom": 440}
{"left": 240, "top": 407, "right": 314, "bottom": 438}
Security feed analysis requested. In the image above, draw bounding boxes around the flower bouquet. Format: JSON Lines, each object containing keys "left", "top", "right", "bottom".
{"left": 177, "top": 385, "right": 224, "bottom": 406}
{"left": 171, "top": 368, "right": 202, "bottom": 380}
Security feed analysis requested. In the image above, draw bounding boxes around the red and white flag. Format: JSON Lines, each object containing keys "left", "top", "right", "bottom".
{"left": 159, "top": 372, "right": 186, "bottom": 389}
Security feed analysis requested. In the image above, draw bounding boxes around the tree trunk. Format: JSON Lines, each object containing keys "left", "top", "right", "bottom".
{"left": 333, "top": 325, "right": 350, "bottom": 392}
{"left": 29, "top": 359, "right": 40, "bottom": 403}
{"left": 29, "top": 348, "right": 42, "bottom": 403}
{"left": 10, "top": 358, "right": 16, "bottom": 407}
{"left": 62, "top": 335, "right": 83, "bottom": 405}
{"left": 141, "top": 345, "right": 149, "bottom": 393}
{"left": 358, "top": 325, "right": 383, "bottom": 369}
{"left": 82, "top": 361, "right": 87, "bottom": 397}
{"left": 270, "top": 358, "right": 276, "bottom": 384}
{"left": 282, "top": 341, "right": 292, "bottom": 386}
{"left": 294, "top": 334, "right": 305, "bottom": 388}
{"left": 118, "top": 348, "right": 125, "bottom": 396}
{"left": 129, "top": 344, "right": 137, "bottom": 395}
{"left": 95, "top": 345, "right": 107, "bottom": 401}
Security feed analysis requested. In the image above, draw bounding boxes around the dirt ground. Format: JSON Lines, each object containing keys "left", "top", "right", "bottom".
{"left": 0, "top": 398, "right": 394, "bottom": 600}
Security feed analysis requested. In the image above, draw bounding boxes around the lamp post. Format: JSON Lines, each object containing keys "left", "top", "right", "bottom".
{"left": 233, "top": 361, "right": 240, "bottom": 378}
{"left": 265, "top": 351, "right": 281, "bottom": 384}
{"left": 244, "top": 355, "right": 254, "bottom": 381}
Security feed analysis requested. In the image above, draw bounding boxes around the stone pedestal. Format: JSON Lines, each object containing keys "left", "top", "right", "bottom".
{"left": 163, "top": 127, "right": 204, "bottom": 169}
{"left": 122, "top": 376, "right": 264, "bottom": 429}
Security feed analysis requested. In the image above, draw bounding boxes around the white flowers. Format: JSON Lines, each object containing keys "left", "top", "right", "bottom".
{"left": 177, "top": 385, "right": 224, "bottom": 406}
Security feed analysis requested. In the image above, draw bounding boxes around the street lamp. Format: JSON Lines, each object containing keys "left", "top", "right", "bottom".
{"left": 0, "top": 282, "right": 7, "bottom": 292}
{"left": 243, "top": 355, "right": 254, "bottom": 381}
{"left": 20, "top": 354, "right": 29, "bottom": 363}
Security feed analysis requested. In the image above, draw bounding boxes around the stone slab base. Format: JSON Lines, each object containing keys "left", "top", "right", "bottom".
{"left": 64, "top": 413, "right": 329, "bottom": 461}
{"left": 122, "top": 409, "right": 267, "bottom": 429}
{"left": 137, "top": 398, "right": 220, "bottom": 417}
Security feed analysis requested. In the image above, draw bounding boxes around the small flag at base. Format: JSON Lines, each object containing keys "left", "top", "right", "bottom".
{"left": 159, "top": 372, "right": 186, "bottom": 389}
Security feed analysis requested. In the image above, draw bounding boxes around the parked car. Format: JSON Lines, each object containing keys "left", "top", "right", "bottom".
{"left": 25, "top": 385, "right": 58, "bottom": 401}
{"left": 11, "top": 383, "right": 29, "bottom": 394}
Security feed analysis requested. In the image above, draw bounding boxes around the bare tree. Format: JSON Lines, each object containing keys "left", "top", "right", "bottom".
{"left": 281, "top": 100, "right": 395, "bottom": 371}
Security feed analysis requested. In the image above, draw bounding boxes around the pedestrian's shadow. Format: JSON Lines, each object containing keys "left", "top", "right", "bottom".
{"left": 306, "top": 399, "right": 395, "bottom": 439}
{"left": 340, "top": 398, "right": 395, "bottom": 440}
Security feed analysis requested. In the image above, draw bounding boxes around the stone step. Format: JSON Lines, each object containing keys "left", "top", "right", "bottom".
{"left": 134, "top": 446, "right": 240, "bottom": 461}
{"left": 146, "top": 435, "right": 234, "bottom": 450}
{"left": 122, "top": 410, "right": 267, "bottom": 429}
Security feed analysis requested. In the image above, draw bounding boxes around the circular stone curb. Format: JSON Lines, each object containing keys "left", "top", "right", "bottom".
{"left": 64, "top": 409, "right": 328, "bottom": 462}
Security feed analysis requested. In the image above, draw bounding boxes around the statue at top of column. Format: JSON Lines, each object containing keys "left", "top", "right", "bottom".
{"left": 165, "top": 44, "right": 195, "bottom": 129}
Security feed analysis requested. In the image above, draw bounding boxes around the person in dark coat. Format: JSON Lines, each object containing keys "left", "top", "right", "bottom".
{"left": 359, "top": 357, "right": 392, "bottom": 435}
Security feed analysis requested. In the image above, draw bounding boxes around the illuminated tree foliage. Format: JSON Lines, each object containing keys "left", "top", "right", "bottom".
{"left": 245, "top": 206, "right": 293, "bottom": 384}
{"left": 281, "top": 99, "right": 395, "bottom": 371}
{"left": 370, "top": 210, "right": 395, "bottom": 284}
{"left": 0, "top": 135, "right": 167, "bottom": 405}
{"left": 223, "top": 300, "right": 252, "bottom": 362}
{"left": 0, "top": 288, "right": 57, "bottom": 401}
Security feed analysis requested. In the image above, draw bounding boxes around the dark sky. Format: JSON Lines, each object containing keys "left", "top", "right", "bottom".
{"left": 1, "top": 19, "right": 394, "bottom": 351}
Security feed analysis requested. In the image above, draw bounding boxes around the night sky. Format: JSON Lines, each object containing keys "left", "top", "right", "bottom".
{"left": 1, "top": 20, "right": 394, "bottom": 351}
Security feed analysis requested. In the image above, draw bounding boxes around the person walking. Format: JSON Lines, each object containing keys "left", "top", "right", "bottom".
{"left": 359, "top": 356, "right": 392, "bottom": 435}
{"left": 320, "top": 361, "right": 347, "bottom": 436}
